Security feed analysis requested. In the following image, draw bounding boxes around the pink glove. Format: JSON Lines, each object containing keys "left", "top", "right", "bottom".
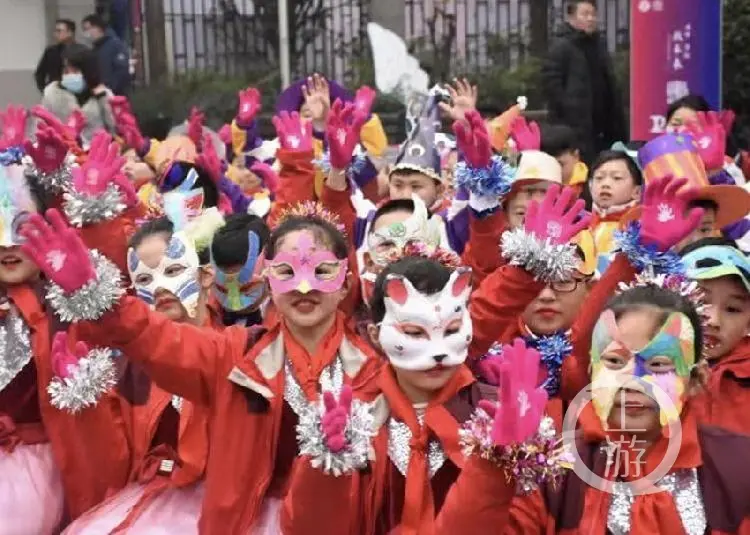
{"left": 272, "top": 111, "right": 313, "bottom": 152}
{"left": 218, "top": 124, "right": 232, "bottom": 146}
{"left": 250, "top": 161, "right": 279, "bottom": 193}
{"left": 20, "top": 209, "right": 96, "bottom": 293}
{"left": 109, "top": 96, "right": 132, "bottom": 120}
{"left": 452, "top": 109, "right": 492, "bottom": 168}
{"left": 477, "top": 355, "right": 504, "bottom": 386}
{"left": 478, "top": 338, "right": 548, "bottom": 446}
{"left": 32, "top": 105, "right": 75, "bottom": 142}
{"left": 71, "top": 131, "right": 126, "bottom": 196}
{"left": 718, "top": 109, "right": 736, "bottom": 135}
{"left": 683, "top": 111, "right": 726, "bottom": 172}
{"left": 639, "top": 174, "right": 704, "bottom": 251}
{"left": 509, "top": 116, "right": 541, "bottom": 151}
{"left": 117, "top": 113, "right": 146, "bottom": 153}
{"left": 321, "top": 385, "right": 353, "bottom": 453}
{"left": 195, "top": 133, "right": 223, "bottom": 183}
{"left": 353, "top": 86, "right": 376, "bottom": 117}
{"left": 237, "top": 87, "right": 261, "bottom": 125}
{"left": 51, "top": 332, "right": 88, "bottom": 379}
{"left": 66, "top": 110, "right": 86, "bottom": 139}
{"left": 327, "top": 99, "right": 368, "bottom": 170}
{"left": 524, "top": 184, "right": 591, "bottom": 245}
{"left": 24, "top": 125, "right": 69, "bottom": 174}
{"left": 0, "top": 105, "right": 28, "bottom": 149}
{"left": 187, "top": 107, "right": 205, "bottom": 150}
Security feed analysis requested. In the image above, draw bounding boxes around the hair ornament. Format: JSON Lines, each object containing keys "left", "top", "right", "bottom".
{"left": 273, "top": 201, "right": 347, "bottom": 236}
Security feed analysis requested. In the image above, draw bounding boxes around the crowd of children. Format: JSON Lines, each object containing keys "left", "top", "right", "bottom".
{"left": 1, "top": 70, "right": 750, "bottom": 534}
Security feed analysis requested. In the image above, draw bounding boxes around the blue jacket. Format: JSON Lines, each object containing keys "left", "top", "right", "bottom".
{"left": 93, "top": 29, "right": 130, "bottom": 95}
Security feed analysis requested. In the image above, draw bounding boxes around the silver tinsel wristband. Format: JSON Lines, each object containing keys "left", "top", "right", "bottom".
{"left": 23, "top": 155, "right": 73, "bottom": 195}
{"left": 47, "top": 347, "right": 117, "bottom": 413}
{"left": 63, "top": 183, "right": 128, "bottom": 227}
{"left": 500, "top": 227, "right": 579, "bottom": 283}
{"left": 46, "top": 250, "right": 125, "bottom": 322}
{"left": 296, "top": 397, "right": 375, "bottom": 477}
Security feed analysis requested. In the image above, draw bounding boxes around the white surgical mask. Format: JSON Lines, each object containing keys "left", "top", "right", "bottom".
{"left": 61, "top": 73, "right": 86, "bottom": 94}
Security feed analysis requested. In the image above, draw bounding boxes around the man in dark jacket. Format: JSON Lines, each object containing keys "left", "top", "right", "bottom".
{"left": 34, "top": 19, "right": 77, "bottom": 92}
{"left": 82, "top": 13, "right": 131, "bottom": 96}
{"left": 541, "top": 0, "right": 626, "bottom": 163}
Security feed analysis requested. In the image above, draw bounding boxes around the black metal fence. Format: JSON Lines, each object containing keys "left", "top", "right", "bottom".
{"left": 120, "top": 0, "right": 629, "bottom": 86}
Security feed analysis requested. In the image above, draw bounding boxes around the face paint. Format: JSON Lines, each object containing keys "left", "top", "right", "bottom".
{"left": 590, "top": 310, "right": 696, "bottom": 428}
{"left": 128, "top": 231, "right": 201, "bottom": 317}
{"left": 213, "top": 231, "right": 266, "bottom": 312}
{"left": 366, "top": 195, "right": 438, "bottom": 266}
{"left": 0, "top": 165, "right": 36, "bottom": 247}
{"left": 378, "top": 269, "right": 473, "bottom": 371}
{"left": 264, "top": 232, "right": 348, "bottom": 295}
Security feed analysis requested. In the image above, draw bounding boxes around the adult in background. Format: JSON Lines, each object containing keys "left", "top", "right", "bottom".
{"left": 81, "top": 13, "right": 130, "bottom": 96}
{"left": 541, "top": 0, "right": 625, "bottom": 163}
{"left": 41, "top": 44, "right": 115, "bottom": 147}
{"left": 34, "top": 19, "right": 77, "bottom": 92}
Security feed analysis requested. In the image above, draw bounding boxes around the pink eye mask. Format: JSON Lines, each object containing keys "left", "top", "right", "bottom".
{"left": 264, "top": 233, "right": 348, "bottom": 295}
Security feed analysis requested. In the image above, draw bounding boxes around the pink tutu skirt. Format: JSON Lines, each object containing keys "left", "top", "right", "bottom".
{"left": 0, "top": 443, "right": 64, "bottom": 535}
{"left": 252, "top": 498, "right": 282, "bottom": 535}
{"left": 64, "top": 481, "right": 205, "bottom": 534}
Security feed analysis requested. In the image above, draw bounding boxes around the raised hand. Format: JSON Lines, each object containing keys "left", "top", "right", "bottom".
{"left": 0, "top": 105, "right": 28, "bottom": 148}
{"left": 683, "top": 111, "right": 726, "bottom": 172}
{"left": 24, "top": 125, "right": 69, "bottom": 174}
{"left": 639, "top": 174, "right": 704, "bottom": 251}
{"left": 117, "top": 113, "right": 146, "bottom": 153}
{"left": 509, "top": 116, "right": 541, "bottom": 151}
{"left": 20, "top": 209, "right": 96, "bottom": 293}
{"left": 71, "top": 131, "right": 126, "bottom": 196}
{"left": 524, "top": 184, "right": 591, "bottom": 245}
{"left": 718, "top": 109, "right": 736, "bottom": 134}
{"left": 66, "top": 110, "right": 86, "bottom": 139}
{"left": 51, "top": 332, "right": 88, "bottom": 379}
{"left": 322, "top": 385, "right": 353, "bottom": 453}
{"left": 31, "top": 105, "right": 75, "bottom": 141}
{"left": 327, "top": 100, "right": 368, "bottom": 170}
{"left": 187, "top": 107, "right": 205, "bottom": 150}
{"left": 302, "top": 73, "right": 331, "bottom": 124}
{"left": 195, "top": 133, "right": 222, "bottom": 183}
{"left": 109, "top": 96, "right": 132, "bottom": 119}
{"left": 250, "top": 161, "right": 279, "bottom": 193}
{"left": 237, "top": 87, "right": 261, "bottom": 125}
{"left": 452, "top": 109, "right": 492, "bottom": 168}
{"left": 438, "top": 78, "right": 478, "bottom": 122}
{"left": 478, "top": 338, "right": 548, "bottom": 446}
{"left": 353, "top": 85, "right": 376, "bottom": 117}
{"left": 272, "top": 111, "right": 313, "bottom": 152}
{"left": 218, "top": 123, "right": 232, "bottom": 146}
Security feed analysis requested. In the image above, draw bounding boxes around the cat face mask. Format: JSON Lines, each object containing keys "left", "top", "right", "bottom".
{"left": 378, "top": 268, "right": 473, "bottom": 371}
{"left": 590, "top": 310, "right": 696, "bottom": 428}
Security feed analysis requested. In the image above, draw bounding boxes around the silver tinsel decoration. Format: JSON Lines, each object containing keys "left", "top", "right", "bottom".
{"left": 46, "top": 250, "right": 125, "bottom": 322}
{"left": 284, "top": 357, "right": 343, "bottom": 419}
{"left": 296, "top": 395, "right": 375, "bottom": 477}
{"left": 500, "top": 227, "right": 579, "bottom": 283}
{"left": 388, "top": 418, "right": 446, "bottom": 477}
{"left": 0, "top": 310, "right": 32, "bottom": 392}
{"left": 23, "top": 155, "right": 73, "bottom": 195}
{"left": 607, "top": 468, "right": 706, "bottom": 535}
{"left": 47, "top": 347, "right": 117, "bottom": 413}
{"left": 63, "top": 183, "right": 127, "bottom": 227}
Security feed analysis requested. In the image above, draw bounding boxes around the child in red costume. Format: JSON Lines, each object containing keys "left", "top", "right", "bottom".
{"left": 282, "top": 256, "right": 563, "bottom": 535}
{"left": 682, "top": 239, "right": 750, "bottom": 435}
{"left": 65, "top": 218, "right": 223, "bottom": 533}
{"left": 22, "top": 205, "right": 382, "bottom": 533}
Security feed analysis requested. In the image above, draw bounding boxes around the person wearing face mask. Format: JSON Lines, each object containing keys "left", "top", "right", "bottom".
{"left": 40, "top": 44, "right": 115, "bottom": 148}
{"left": 81, "top": 13, "right": 131, "bottom": 96}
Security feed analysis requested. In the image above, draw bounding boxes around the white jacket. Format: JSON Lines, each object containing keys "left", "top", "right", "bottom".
{"left": 40, "top": 82, "right": 115, "bottom": 148}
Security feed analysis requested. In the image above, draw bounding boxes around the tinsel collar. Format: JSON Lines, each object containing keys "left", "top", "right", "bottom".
{"left": 0, "top": 306, "right": 32, "bottom": 393}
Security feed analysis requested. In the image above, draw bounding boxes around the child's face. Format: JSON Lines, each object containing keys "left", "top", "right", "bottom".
{"left": 389, "top": 171, "right": 442, "bottom": 208}
{"left": 0, "top": 246, "right": 39, "bottom": 286}
{"left": 266, "top": 230, "right": 348, "bottom": 330}
{"left": 556, "top": 150, "right": 580, "bottom": 185}
{"left": 0, "top": 188, "right": 40, "bottom": 286}
{"left": 701, "top": 276, "right": 750, "bottom": 360}
{"left": 590, "top": 159, "right": 640, "bottom": 209}
{"left": 666, "top": 106, "right": 700, "bottom": 132}
{"left": 677, "top": 207, "right": 718, "bottom": 251}
{"left": 521, "top": 274, "right": 590, "bottom": 335}
{"left": 122, "top": 148, "right": 156, "bottom": 186}
{"left": 504, "top": 182, "right": 551, "bottom": 229}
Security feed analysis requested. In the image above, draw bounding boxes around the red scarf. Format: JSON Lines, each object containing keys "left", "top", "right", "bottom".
{"left": 374, "top": 365, "right": 474, "bottom": 535}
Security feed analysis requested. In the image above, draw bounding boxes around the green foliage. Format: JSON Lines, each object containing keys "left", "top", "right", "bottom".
{"left": 723, "top": 0, "right": 750, "bottom": 141}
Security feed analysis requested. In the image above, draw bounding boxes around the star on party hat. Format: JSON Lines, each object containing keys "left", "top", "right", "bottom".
{"left": 390, "top": 116, "right": 442, "bottom": 183}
